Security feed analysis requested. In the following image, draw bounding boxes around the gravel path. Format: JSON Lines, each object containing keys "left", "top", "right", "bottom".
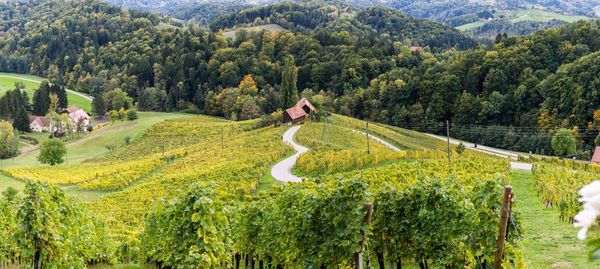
{"left": 426, "top": 133, "right": 519, "bottom": 160}
{"left": 271, "top": 125, "right": 308, "bottom": 183}
{"left": 426, "top": 133, "right": 532, "bottom": 171}
{"left": 353, "top": 130, "right": 400, "bottom": 151}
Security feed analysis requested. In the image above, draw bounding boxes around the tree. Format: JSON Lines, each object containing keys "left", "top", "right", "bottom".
{"left": 455, "top": 142, "right": 466, "bottom": 155}
{"left": 281, "top": 55, "right": 299, "bottom": 108}
{"left": 118, "top": 108, "right": 127, "bottom": 121}
{"left": 108, "top": 110, "right": 119, "bottom": 124}
{"left": 104, "top": 88, "right": 133, "bottom": 111}
{"left": 551, "top": 128, "right": 576, "bottom": 157}
{"left": 75, "top": 118, "right": 85, "bottom": 137}
{"left": 126, "top": 109, "right": 138, "bottom": 121}
{"left": 37, "top": 139, "right": 66, "bottom": 165}
{"left": 32, "top": 83, "right": 50, "bottom": 116}
{"left": 13, "top": 106, "right": 31, "bottom": 132}
{"left": 48, "top": 93, "right": 59, "bottom": 113}
{"left": 0, "top": 121, "right": 18, "bottom": 159}
{"left": 92, "top": 94, "right": 106, "bottom": 116}
{"left": 50, "top": 84, "right": 68, "bottom": 108}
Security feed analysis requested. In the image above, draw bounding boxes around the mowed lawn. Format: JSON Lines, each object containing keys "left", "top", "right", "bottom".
{"left": 0, "top": 72, "right": 92, "bottom": 112}
{"left": 512, "top": 170, "right": 600, "bottom": 268}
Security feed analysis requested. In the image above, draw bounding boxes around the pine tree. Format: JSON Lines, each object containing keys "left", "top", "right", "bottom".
{"left": 92, "top": 94, "right": 106, "bottom": 116}
{"left": 281, "top": 55, "right": 299, "bottom": 108}
{"left": 50, "top": 84, "right": 68, "bottom": 108}
{"left": 13, "top": 106, "right": 30, "bottom": 132}
{"left": 33, "top": 84, "right": 50, "bottom": 116}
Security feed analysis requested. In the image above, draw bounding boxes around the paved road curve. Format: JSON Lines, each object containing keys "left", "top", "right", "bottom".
{"left": 353, "top": 130, "right": 401, "bottom": 152}
{"left": 426, "top": 133, "right": 532, "bottom": 171}
{"left": 0, "top": 74, "right": 93, "bottom": 101}
{"left": 271, "top": 125, "right": 308, "bottom": 183}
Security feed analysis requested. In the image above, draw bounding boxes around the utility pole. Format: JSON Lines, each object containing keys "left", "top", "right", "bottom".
{"left": 321, "top": 115, "right": 328, "bottom": 143}
{"left": 366, "top": 120, "right": 370, "bottom": 155}
{"left": 494, "top": 186, "right": 513, "bottom": 269}
{"left": 446, "top": 120, "right": 451, "bottom": 165}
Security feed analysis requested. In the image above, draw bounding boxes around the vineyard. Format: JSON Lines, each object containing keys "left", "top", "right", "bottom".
{"left": 0, "top": 113, "right": 529, "bottom": 268}
{"left": 532, "top": 160, "right": 600, "bottom": 223}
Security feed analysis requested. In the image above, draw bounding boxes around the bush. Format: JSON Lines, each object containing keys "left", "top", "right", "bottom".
{"left": 126, "top": 109, "right": 138, "bottom": 121}
{"left": 105, "top": 143, "right": 117, "bottom": 152}
{"left": 19, "top": 135, "right": 39, "bottom": 145}
{"left": 256, "top": 109, "right": 283, "bottom": 128}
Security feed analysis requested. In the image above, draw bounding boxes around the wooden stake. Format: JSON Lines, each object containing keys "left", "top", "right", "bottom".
{"left": 356, "top": 203, "right": 374, "bottom": 269}
{"left": 321, "top": 116, "right": 327, "bottom": 142}
{"left": 494, "top": 186, "right": 513, "bottom": 269}
{"left": 221, "top": 127, "right": 224, "bottom": 150}
{"left": 366, "top": 120, "right": 370, "bottom": 155}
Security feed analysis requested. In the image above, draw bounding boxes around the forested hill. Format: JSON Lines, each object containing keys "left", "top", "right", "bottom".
{"left": 209, "top": 3, "right": 476, "bottom": 50}
{"left": 3, "top": 0, "right": 600, "bottom": 156}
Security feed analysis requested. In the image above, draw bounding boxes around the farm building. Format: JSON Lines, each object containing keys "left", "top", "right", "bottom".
{"left": 29, "top": 116, "right": 49, "bottom": 132}
{"left": 62, "top": 105, "right": 90, "bottom": 128}
{"left": 283, "top": 98, "right": 317, "bottom": 124}
{"left": 592, "top": 146, "right": 600, "bottom": 163}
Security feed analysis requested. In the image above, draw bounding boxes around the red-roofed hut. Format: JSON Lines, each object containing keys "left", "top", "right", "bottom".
{"left": 283, "top": 98, "right": 317, "bottom": 124}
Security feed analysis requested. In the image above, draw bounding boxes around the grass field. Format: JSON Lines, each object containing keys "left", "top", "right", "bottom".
{"left": 499, "top": 9, "right": 589, "bottom": 23}
{"left": 0, "top": 72, "right": 92, "bottom": 112}
{"left": 512, "top": 170, "right": 600, "bottom": 268}
{"left": 456, "top": 21, "right": 486, "bottom": 31}
{"left": 456, "top": 9, "right": 590, "bottom": 31}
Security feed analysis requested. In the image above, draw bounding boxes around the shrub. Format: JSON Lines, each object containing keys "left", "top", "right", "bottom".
{"left": 126, "top": 109, "right": 138, "bottom": 121}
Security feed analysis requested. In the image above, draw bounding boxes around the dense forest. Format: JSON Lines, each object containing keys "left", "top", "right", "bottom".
{"left": 2, "top": 0, "right": 600, "bottom": 156}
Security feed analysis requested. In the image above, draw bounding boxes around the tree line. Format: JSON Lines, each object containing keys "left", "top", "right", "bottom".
{"left": 2, "top": 0, "right": 600, "bottom": 155}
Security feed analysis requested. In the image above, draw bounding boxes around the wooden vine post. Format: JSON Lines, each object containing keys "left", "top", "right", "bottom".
{"left": 356, "top": 203, "right": 374, "bottom": 269}
{"left": 366, "top": 120, "right": 370, "bottom": 155}
{"left": 493, "top": 185, "right": 513, "bottom": 269}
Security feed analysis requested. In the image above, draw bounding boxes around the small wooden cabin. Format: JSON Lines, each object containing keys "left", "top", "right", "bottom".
{"left": 283, "top": 98, "right": 317, "bottom": 124}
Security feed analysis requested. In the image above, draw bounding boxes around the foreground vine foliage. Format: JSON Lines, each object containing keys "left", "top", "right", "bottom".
{"left": 0, "top": 183, "right": 112, "bottom": 267}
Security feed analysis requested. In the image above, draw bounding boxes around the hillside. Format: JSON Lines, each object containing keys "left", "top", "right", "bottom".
{"left": 3, "top": 109, "right": 600, "bottom": 267}
{"left": 0, "top": 112, "right": 521, "bottom": 267}
{"left": 104, "top": 0, "right": 597, "bottom": 38}
{"left": 3, "top": 0, "right": 600, "bottom": 157}
{"left": 210, "top": 3, "right": 475, "bottom": 50}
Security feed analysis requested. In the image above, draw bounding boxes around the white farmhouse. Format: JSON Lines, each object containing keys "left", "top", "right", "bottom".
{"left": 28, "top": 116, "right": 49, "bottom": 132}
{"left": 62, "top": 106, "right": 90, "bottom": 130}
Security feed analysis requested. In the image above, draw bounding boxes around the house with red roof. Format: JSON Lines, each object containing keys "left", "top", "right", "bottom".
{"left": 283, "top": 98, "right": 317, "bottom": 124}
{"left": 29, "top": 116, "right": 49, "bottom": 132}
{"left": 61, "top": 105, "right": 90, "bottom": 131}
{"left": 592, "top": 146, "right": 600, "bottom": 164}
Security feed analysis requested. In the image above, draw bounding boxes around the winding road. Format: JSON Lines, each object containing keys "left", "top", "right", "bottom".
{"left": 353, "top": 129, "right": 400, "bottom": 151}
{"left": 271, "top": 126, "right": 308, "bottom": 183}
{"left": 270, "top": 125, "right": 404, "bottom": 182}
